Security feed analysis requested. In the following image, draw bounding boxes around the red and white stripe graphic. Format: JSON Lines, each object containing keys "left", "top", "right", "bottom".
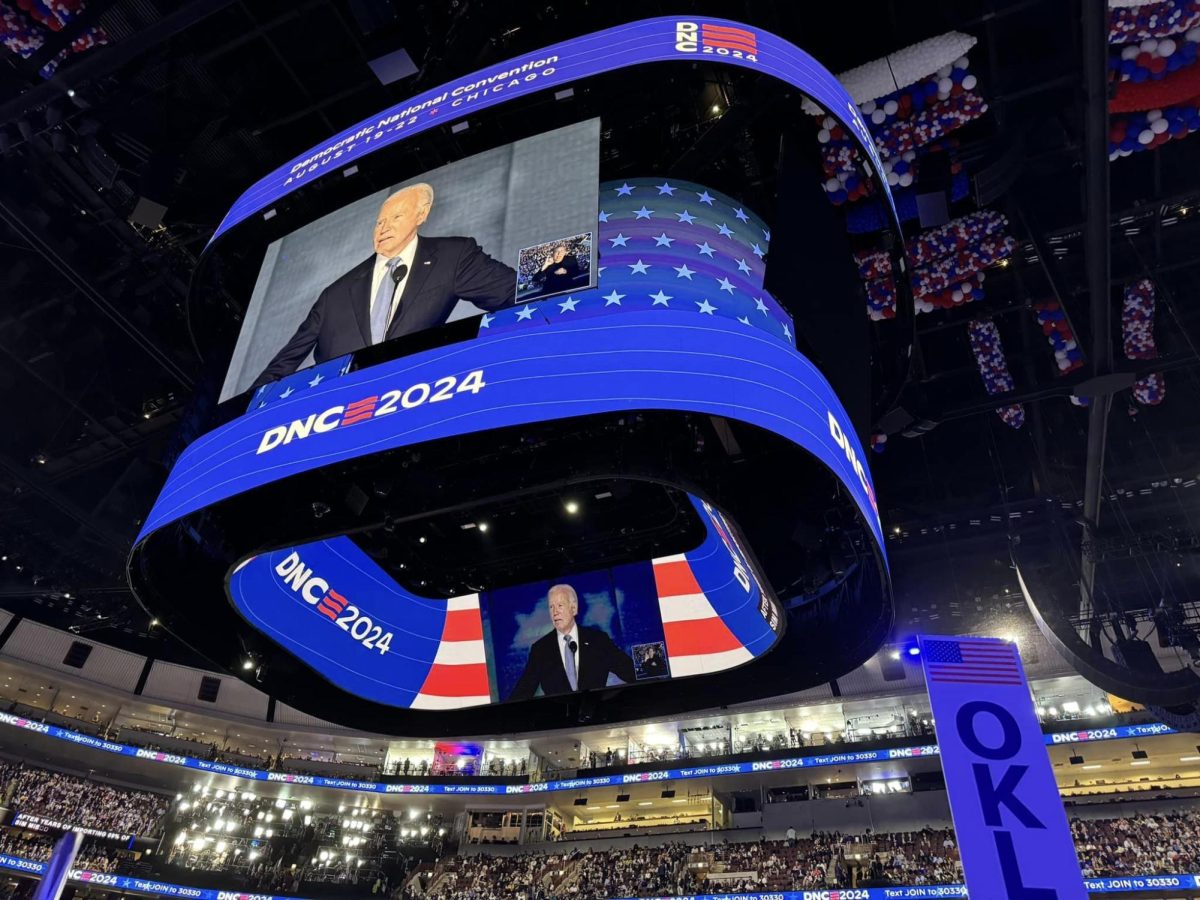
{"left": 701, "top": 23, "right": 757, "bottom": 54}
{"left": 410, "top": 594, "right": 491, "bottom": 709}
{"left": 652, "top": 554, "right": 752, "bottom": 677}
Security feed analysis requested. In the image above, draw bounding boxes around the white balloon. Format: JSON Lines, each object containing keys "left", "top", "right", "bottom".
{"left": 1138, "top": 129, "right": 1154, "bottom": 144}
{"left": 887, "top": 171, "right": 899, "bottom": 186}
{"left": 825, "top": 178, "right": 842, "bottom": 192}
{"left": 962, "top": 74, "right": 978, "bottom": 91}
{"left": 898, "top": 172, "right": 913, "bottom": 187}
{"left": 872, "top": 109, "right": 886, "bottom": 124}
{"left": 818, "top": 129, "right": 832, "bottom": 143}
{"left": 954, "top": 56, "right": 969, "bottom": 68}
{"left": 938, "top": 64, "right": 953, "bottom": 78}
{"left": 1121, "top": 45, "right": 1140, "bottom": 61}
{"left": 1147, "top": 108, "right": 1163, "bottom": 122}
{"left": 1140, "top": 38, "right": 1158, "bottom": 54}
{"left": 1151, "top": 117, "right": 1169, "bottom": 134}
{"left": 952, "top": 290, "right": 963, "bottom": 301}
{"left": 938, "top": 77, "right": 953, "bottom": 95}
{"left": 903, "top": 150, "right": 917, "bottom": 162}
{"left": 1058, "top": 358, "right": 1071, "bottom": 371}
{"left": 861, "top": 101, "right": 876, "bottom": 115}
{"left": 1159, "top": 38, "right": 1177, "bottom": 57}
{"left": 884, "top": 99, "right": 899, "bottom": 116}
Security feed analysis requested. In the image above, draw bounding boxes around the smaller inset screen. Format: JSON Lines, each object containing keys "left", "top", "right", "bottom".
{"left": 516, "top": 231, "right": 593, "bottom": 302}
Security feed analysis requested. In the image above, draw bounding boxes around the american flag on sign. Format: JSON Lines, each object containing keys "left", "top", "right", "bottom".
{"left": 924, "top": 639, "right": 1023, "bottom": 685}
{"left": 701, "top": 23, "right": 757, "bottom": 54}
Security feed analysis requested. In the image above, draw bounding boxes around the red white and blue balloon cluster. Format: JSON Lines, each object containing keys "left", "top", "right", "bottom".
{"left": 1109, "top": 0, "right": 1200, "bottom": 44}
{"left": 807, "top": 31, "right": 983, "bottom": 208}
{"left": 818, "top": 71, "right": 983, "bottom": 204}
{"left": 482, "top": 178, "right": 794, "bottom": 345}
{"left": 0, "top": 0, "right": 107, "bottom": 77}
{"left": 1122, "top": 278, "right": 1166, "bottom": 405}
{"left": 1111, "top": 30, "right": 1200, "bottom": 81}
{"left": 857, "top": 211, "right": 1015, "bottom": 319}
{"left": 968, "top": 319, "right": 1025, "bottom": 428}
{"left": 1033, "top": 300, "right": 1085, "bottom": 375}
{"left": 1108, "top": 0, "right": 1200, "bottom": 159}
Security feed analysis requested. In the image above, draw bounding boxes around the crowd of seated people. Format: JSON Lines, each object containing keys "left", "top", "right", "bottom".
{"left": 0, "top": 762, "right": 170, "bottom": 837}
{"left": 0, "top": 831, "right": 127, "bottom": 873}
{"left": 1072, "top": 811, "right": 1200, "bottom": 876}
{"left": 415, "top": 811, "right": 1200, "bottom": 897}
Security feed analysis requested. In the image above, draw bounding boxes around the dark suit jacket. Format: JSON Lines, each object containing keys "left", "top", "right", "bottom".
{"left": 508, "top": 625, "right": 636, "bottom": 701}
{"left": 253, "top": 235, "right": 515, "bottom": 388}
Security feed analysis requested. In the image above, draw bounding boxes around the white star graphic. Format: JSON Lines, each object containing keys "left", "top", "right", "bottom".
{"left": 308, "top": 373, "right": 324, "bottom": 387}
{"left": 515, "top": 304, "right": 535, "bottom": 321}
{"left": 733, "top": 207, "right": 750, "bottom": 223}
{"left": 633, "top": 205, "right": 653, "bottom": 219}
{"left": 783, "top": 323, "right": 792, "bottom": 339}
{"left": 676, "top": 210, "right": 697, "bottom": 224}
{"left": 628, "top": 259, "right": 650, "bottom": 274}
{"left": 755, "top": 297, "right": 769, "bottom": 315}
{"left": 673, "top": 264, "right": 696, "bottom": 280}
{"left": 697, "top": 190, "right": 714, "bottom": 205}
{"left": 650, "top": 290, "right": 672, "bottom": 306}
{"left": 480, "top": 313, "right": 494, "bottom": 328}
{"left": 763, "top": 228, "right": 771, "bottom": 241}
{"left": 716, "top": 223, "right": 734, "bottom": 238}
{"left": 656, "top": 182, "right": 676, "bottom": 195}
{"left": 558, "top": 296, "right": 580, "bottom": 312}
{"left": 257, "top": 400, "right": 266, "bottom": 409}
{"left": 696, "top": 242, "right": 716, "bottom": 257}
{"left": 696, "top": 299, "right": 717, "bottom": 315}
{"left": 653, "top": 233, "right": 675, "bottom": 247}
{"left": 603, "top": 290, "right": 625, "bottom": 306}
{"left": 598, "top": 210, "right": 610, "bottom": 223}
{"left": 736, "top": 258, "right": 752, "bottom": 275}
{"left": 608, "top": 233, "right": 629, "bottom": 247}
{"left": 751, "top": 242, "right": 766, "bottom": 259}
{"left": 615, "top": 183, "right": 634, "bottom": 196}
{"left": 716, "top": 276, "right": 736, "bottom": 293}
{"left": 280, "top": 387, "right": 294, "bottom": 398}
{"left": 737, "top": 316, "right": 752, "bottom": 325}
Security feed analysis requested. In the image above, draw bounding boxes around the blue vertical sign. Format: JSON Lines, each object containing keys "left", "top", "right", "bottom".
{"left": 919, "top": 635, "right": 1086, "bottom": 900}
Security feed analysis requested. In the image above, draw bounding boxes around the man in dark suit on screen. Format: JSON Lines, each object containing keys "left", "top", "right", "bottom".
{"left": 253, "top": 183, "right": 516, "bottom": 388}
{"left": 508, "top": 584, "right": 636, "bottom": 701}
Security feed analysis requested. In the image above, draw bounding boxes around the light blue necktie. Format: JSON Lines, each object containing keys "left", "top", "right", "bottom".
{"left": 563, "top": 634, "right": 578, "bottom": 691}
{"left": 370, "top": 258, "right": 401, "bottom": 345}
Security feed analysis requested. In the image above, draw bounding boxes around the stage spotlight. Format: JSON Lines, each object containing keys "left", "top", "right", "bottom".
{"left": 564, "top": 501, "right": 580, "bottom": 514}
{"left": 907, "top": 646, "right": 921, "bottom": 657}
{"left": 242, "top": 658, "right": 255, "bottom": 671}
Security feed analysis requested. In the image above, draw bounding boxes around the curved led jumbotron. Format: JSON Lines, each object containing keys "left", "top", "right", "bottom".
{"left": 129, "top": 18, "right": 902, "bottom": 734}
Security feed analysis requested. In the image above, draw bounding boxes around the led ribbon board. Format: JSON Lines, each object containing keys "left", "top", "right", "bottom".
{"left": 211, "top": 17, "right": 898, "bottom": 245}
{"left": 136, "top": 311, "right": 882, "bottom": 551}
{"left": 0, "top": 712, "right": 1175, "bottom": 798}
{"left": 227, "top": 494, "right": 781, "bottom": 709}
{"left": 0, "top": 855, "right": 1195, "bottom": 900}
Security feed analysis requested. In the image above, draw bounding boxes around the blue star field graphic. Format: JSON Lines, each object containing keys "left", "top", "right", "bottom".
{"left": 482, "top": 178, "right": 793, "bottom": 343}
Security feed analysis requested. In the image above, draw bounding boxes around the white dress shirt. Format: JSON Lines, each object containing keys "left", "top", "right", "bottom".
{"left": 369, "top": 237, "right": 420, "bottom": 337}
{"left": 560, "top": 623, "right": 580, "bottom": 681}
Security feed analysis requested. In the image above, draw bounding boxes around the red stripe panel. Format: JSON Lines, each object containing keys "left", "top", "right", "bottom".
{"left": 441, "top": 609, "right": 483, "bottom": 642}
{"left": 326, "top": 590, "right": 348, "bottom": 606}
{"left": 701, "top": 24, "right": 755, "bottom": 36}
{"left": 663, "top": 616, "right": 743, "bottom": 657}
{"left": 704, "top": 37, "right": 758, "bottom": 52}
{"left": 418, "top": 662, "right": 489, "bottom": 697}
{"left": 653, "top": 560, "right": 702, "bottom": 598}
{"left": 346, "top": 396, "right": 379, "bottom": 409}
{"left": 316, "top": 605, "right": 338, "bottom": 621}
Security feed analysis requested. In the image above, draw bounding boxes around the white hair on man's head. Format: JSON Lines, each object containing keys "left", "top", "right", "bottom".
{"left": 547, "top": 583, "right": 578, "bottom": 610}
{"left": 386, "top": 182, "right": 434, "bottom": 210}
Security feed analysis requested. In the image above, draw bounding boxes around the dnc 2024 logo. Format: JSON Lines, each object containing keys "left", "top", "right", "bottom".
{"left": 675, "top": 22, "right": 758, "bottom": 62}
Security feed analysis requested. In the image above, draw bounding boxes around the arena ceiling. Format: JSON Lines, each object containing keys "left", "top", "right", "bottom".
{"left": 0, "top": 0, "right": 1196, "bottom": 684}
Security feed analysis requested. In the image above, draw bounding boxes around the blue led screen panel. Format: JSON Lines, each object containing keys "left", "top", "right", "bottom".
{"left": 219, "top": 119, "right": 601, "bottom": 402}
{"left": 227, "top": 495, "right": 780, "bottom": 710}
